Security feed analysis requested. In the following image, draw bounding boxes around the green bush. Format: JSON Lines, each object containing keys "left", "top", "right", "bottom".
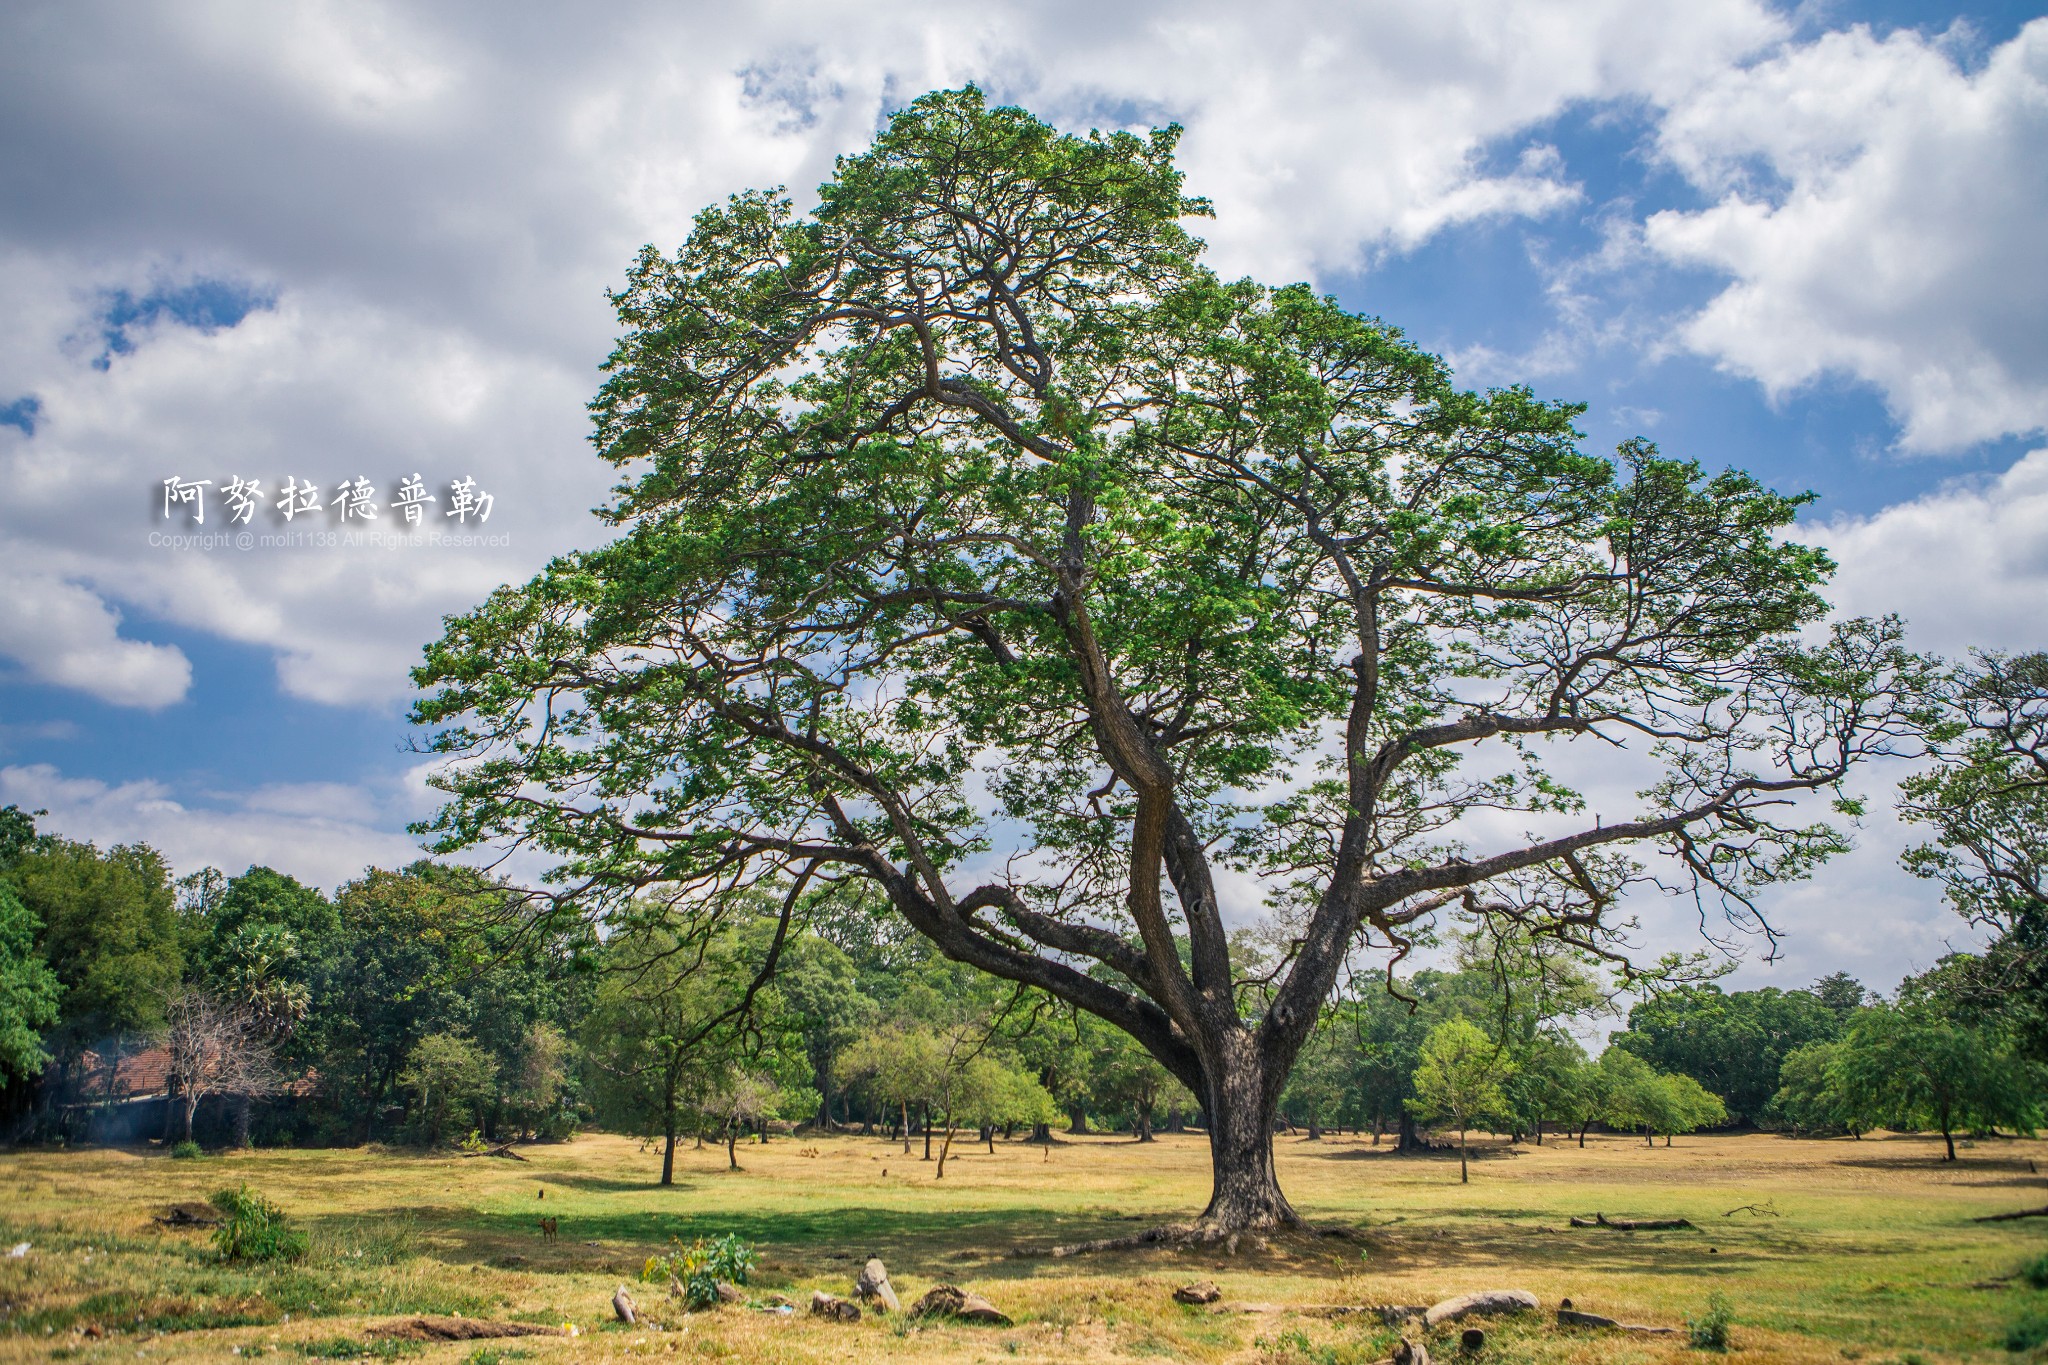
{"left": 2009, "top": 1311, "right": 2048, "bottom": 1354}
{"left": 168, "top": 1140, "right": 203, "bottom": 1159}
{"left": 1687, "top": 1291, "right": 1734, "bottom": 1352}
{"left": 640, "top": 1233, "right": 757, "bottom": 1308}
{"left": 209, "top": 1184, "right": 308, "bottom": 1263}
{"left": 2023, "top": 1251, "right": 2048, "bottom": 1291}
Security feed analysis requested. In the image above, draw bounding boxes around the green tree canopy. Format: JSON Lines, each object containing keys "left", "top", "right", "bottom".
{"left": 1611, "top": 983, "right": 1841, "bottom": 1123}
{"left": 1835, "top": 1002, "right": 2041, "bottom": 1161}
{"left": 0, "top": 882, "right": 60, "bottom": 1084}
{"left": 1409, "top": 1017, "right": 1511, "bottom": 1183}
{"left": 412, "top": 86, "right": 1935, "bottom": 1231}
{"left": 8, "top": 837, "right": 181, "bottom": 1047}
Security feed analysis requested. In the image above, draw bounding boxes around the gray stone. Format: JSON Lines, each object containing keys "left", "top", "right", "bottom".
{"left": 810, "top": 1290, "right": 861, "bottom": 1322}
{"left": 855, "top": 1256, "right": 900, "bottom": 1312}
{"left": 910, "top": 1284, "right": 1012, "bottom": 1326}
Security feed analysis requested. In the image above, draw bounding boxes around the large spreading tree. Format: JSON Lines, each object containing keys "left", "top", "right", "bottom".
{"left": 415, "top": 88, "right": 1931, "bottom": 1232}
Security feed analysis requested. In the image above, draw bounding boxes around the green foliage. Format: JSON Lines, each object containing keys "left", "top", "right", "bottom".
{"left": 1409, "top": 1017, "right": 1511, "bottom": 1178}
{"left": 641, "top": 1233, "right": 757, "bottom": 1307}
{"left": 0, "top": 880, "right": 60, "bottom": 1082}
{"left": 1612, "top": 983, "right": 1842, "bottom": 1124}
{"left": 1899, "top": 652, "right": 2048, "bottom": 1066}
{"left": 1834, "top": 1002, "right": 2042, "bottom": 1159}
{"left": 399, "top": 1032, "right": 496, "bottom": 1146}
{"left": 1687, "top": 1291, "right": 1734, "bottom": 1351}
{"left": 2006, "top": 1310, "right": 2048, "bottom": 1354}
{"left": 7, "top": 836, "right": 181, "bottom": 1043}
{"left": 169, "top": 1139, "right": 203, "bottom": 1159}
{"left": 1771, "top": 1039, "right": 1860, "bottom": 1135}
{"left": 2020, "top": 1251, "right": 2048, "bottom": 1291}
{"left": 208, "top": 1184, "right": 308, "bottom": 1262}
{"left": 300, "top": 862, "right": 590, "bottom": 1145}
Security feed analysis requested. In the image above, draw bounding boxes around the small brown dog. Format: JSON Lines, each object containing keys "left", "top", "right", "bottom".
{"left": 539, "top": 1216, "right": 557, "bottom": 1244}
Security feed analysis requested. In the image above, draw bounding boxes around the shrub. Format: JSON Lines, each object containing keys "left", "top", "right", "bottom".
{"left": 169, "top": 1140, "right": 204, "bottom": 1159}
{"left": 1687, "top": 1291, "right": 1734, "bottom": 1351}
{"left": 209, "top": 1184, "right": 308, "bottom": 1262}
{"left": 2023, "top": 1251, "right": 2048, "bottom": 1291}
{"left": 640, "top": 1233, "right": 757, "bottom": 1308}
{"left": 2009, "top": 1311, "right": 2048, "bottom": 1354}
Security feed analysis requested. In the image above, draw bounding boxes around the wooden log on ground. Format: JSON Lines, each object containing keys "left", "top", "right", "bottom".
{"left": 459, "top": 1142, "right": 530, "bottom": 1162}
{"left": 1971, "top": 1204, "right": 2048, "bottom": 1223}
{"left": 1568, "top": 1212, "right": 1694, "bottom": 1230}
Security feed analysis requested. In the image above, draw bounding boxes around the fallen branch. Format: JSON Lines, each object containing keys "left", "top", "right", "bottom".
{"left": 1722, "top": 1202, "right": 1778, "bottom": 1218}
{"left": 1971, "top": 1204, "right": 2048, "bottom": 1223}
{"left": 460, "top": 1142, "right": 531, "bottom": 1163}
{"left": 1569, "top": 1213, "right": 1694, "bottom": 1231}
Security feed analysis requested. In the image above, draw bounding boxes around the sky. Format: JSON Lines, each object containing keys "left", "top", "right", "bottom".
{"left": 0, "top": 0, "right": 2043, "bottom": 999}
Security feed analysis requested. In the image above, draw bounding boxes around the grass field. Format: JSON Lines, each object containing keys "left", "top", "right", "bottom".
{"left": 2, "top": 1127, "right": 2045, "bottom": 1364}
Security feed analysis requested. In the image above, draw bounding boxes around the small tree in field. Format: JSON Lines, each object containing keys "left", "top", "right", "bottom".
{"left": 838, "top": 1023, "right": 946, "bottom": 1156}
{"left": 163, "top": 990, "right": 280, "bottom": 1145}
{"left": 1593, "top": 1047, "right": 1663, "bottom": 1144}
{"left": 1409, "top": 1018, "right": 1511, "bottom": 1183}
{"left": 1836, "top": 1004, "right": 2040, "bottom": 1160}
{"left": 705, "top": 1069, "right": 781, "bottom": 1171}
{"left": 1647, "top": 1072, "right": 1727, "bottom": 1145}
{"left": 399, "top": 1032, "right": 493, "bottom": 1147}
{"left": 413, "top": 87, "right": 1936, "bottom": 1233}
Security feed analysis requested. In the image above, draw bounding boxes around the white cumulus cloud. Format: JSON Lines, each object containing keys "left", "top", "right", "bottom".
{"left": 1812, "top": 446, "right": 2048, "bottom": 656}
{"left": 1645, "top": 20, "right": 2048, "bottom": 452}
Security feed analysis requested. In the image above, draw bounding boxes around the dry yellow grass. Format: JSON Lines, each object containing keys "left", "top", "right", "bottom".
{"left": 2, "top": 1126, "right": 2045, "bottom": 1364}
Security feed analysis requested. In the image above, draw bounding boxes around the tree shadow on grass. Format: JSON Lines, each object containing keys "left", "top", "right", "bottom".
{"left": 383, "top": 1202, "right": 1172, "bottom": 1283}
{"left": 539, "top": 1173, "right": 702, "bottom": 1194}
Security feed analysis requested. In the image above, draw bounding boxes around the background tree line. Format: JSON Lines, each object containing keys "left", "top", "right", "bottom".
{"left": 1, "top": 764, "right": 2038, "bottom": 1164}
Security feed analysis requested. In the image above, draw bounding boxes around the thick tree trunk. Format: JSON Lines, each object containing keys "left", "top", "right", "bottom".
{"left": 1942, "top": 1125, "right": 1956, "bottom": 1162}
{"left": 1197, "top": 1039, "right": 1295, "bottom": 1231}
{"left": 1397, "top": 1110, "right": 1425, "bottom": 1152}
{"left": 1067, "top": 1103, "right": 1090, "bottom": 1135}
{"left": 1306, "top": 1111, "right": 1322, "bottom": 1141}
{"left": 661, "top": 1115, "right": 677, "bottom": 1186}
{"left": 232, "top": 1093, "right": 252, "bottom": 1148}
{"left": 1136, "top": 1108, "right": 1154, "bottom": 1142}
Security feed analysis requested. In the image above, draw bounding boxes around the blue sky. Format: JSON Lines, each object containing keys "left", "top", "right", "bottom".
{"left": 1, "top": 0, "right": 2043, "bottom": 996}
